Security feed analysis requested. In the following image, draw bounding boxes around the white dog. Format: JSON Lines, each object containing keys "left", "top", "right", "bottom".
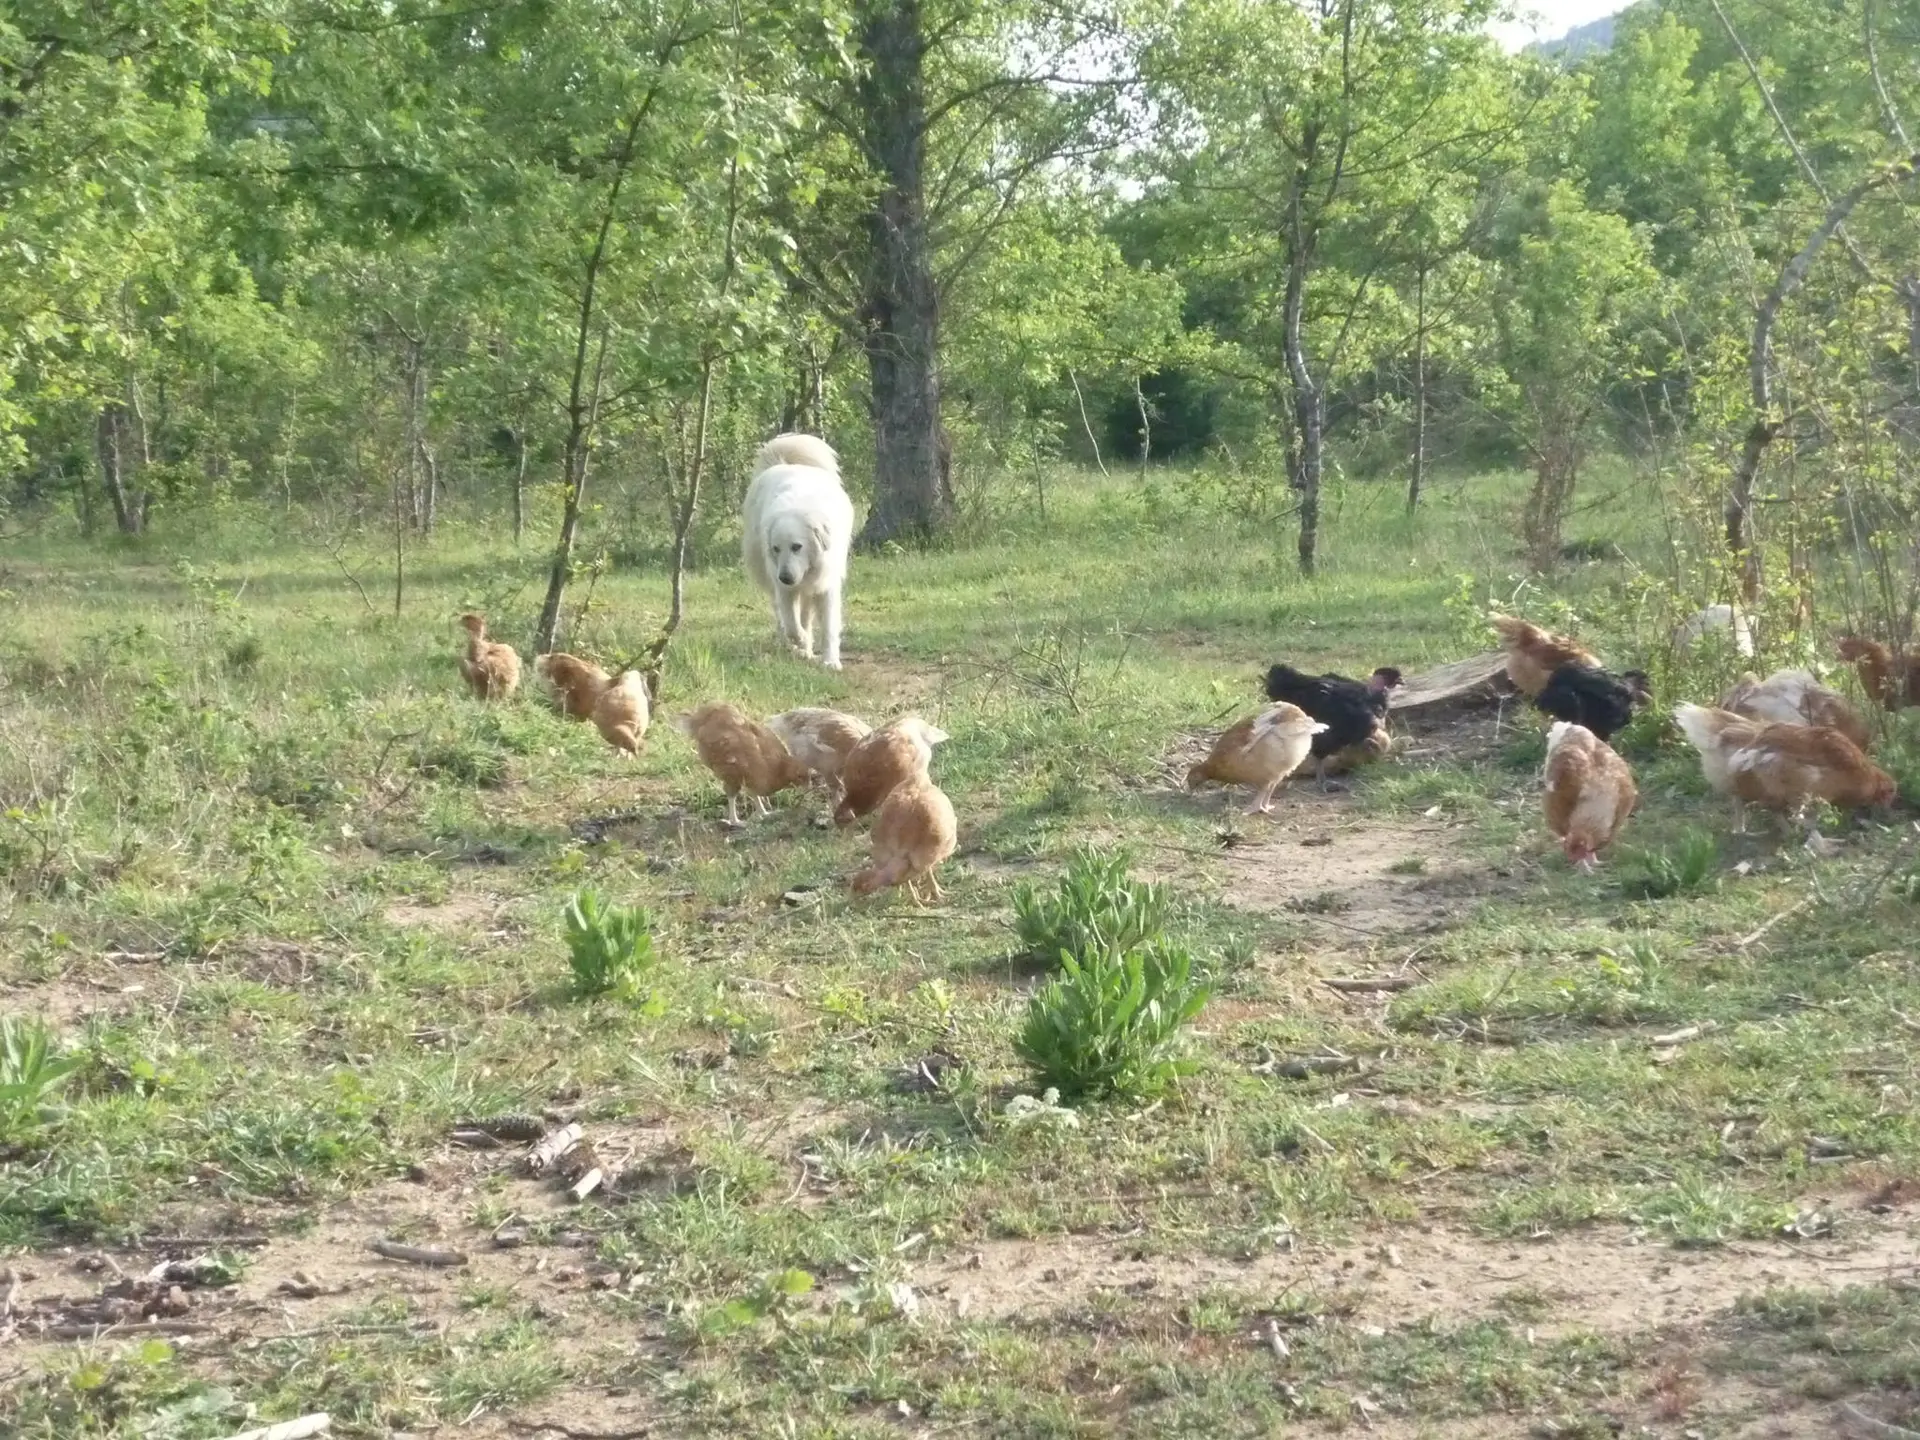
{"left": 742, "top": 433, "right": 854, "bottom": 669}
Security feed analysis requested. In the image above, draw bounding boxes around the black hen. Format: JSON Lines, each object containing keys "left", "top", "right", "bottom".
{"left": 1263, "top": 664, "right": 1404, "bottom": 786}
{"left": 1532, "top": 664, "right": 1650, "bottom": 741}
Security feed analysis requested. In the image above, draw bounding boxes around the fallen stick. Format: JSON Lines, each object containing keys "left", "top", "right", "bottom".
{"left": 43, "top": 1319, "right": 211, "bottom": 1338}
{"left": 527, "top": 1123, "right": 583, "bottom": 1175}
{"left": 218, "top": 1416, "right": 332, "bottom": 1440}
{"left": 1264, "top": 1316, "right": 1290, "bottom": 1360}
{"left": 1322, "top": 975, "right": 1419, "bottom": 994}
{"left": 1736, "top": 897, "right": 1813, "bottom": 949}
{"left": 569, "top": 1168, "right": 605, "bottom": 1202}
{"left": 1651, "top": 1021, "right": 1719, "bottom": 1047}
{"left": 137, "top": 1234, "right": 271, "bottom": 1250}
{"left": 369, "top": 1239, "right": 467, "bottom": 1268}
{"left": 1276, "top": 1054, "right": 1362, "bottom": 1080}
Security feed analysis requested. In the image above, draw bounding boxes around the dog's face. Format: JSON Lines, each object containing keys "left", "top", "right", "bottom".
{"left": 768, "top": 514, "right": 816, "bottom": 587}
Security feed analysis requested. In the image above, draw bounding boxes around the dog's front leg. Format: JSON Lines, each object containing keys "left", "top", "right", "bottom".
{"left": 769, "top": 590, "right": 797, "bottom": 646}
{"left": 791, "top": 590, "right": 816, "bottom": 658}
{"left": 773, "top": 587, "right": 807, "bottom": 653}
{"left": 820, "top": 585, "right": 843, "bottom": 670}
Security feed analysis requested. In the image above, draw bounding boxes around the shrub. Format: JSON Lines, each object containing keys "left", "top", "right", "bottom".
{"left": 1, "top": 1016, "right": 81, "bottom": 1145}
{"left": 563, "top": 886, "right": 657, "bottom": 1000}
{"left": 1618, "top": 829, "right": 1720, "bottom": 900}
{"left": 1015, "top": 941, "right": 1209, "bottom": 1101}
{"left": 1013, "top": 847, "right": 1169, "bottom": 964}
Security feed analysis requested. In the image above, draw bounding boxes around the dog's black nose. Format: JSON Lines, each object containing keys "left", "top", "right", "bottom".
{"left": 778, "top": 573, "right": 795, "bottom": 586}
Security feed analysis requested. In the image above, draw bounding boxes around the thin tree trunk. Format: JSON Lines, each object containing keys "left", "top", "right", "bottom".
{"left": 96, "top": 401, "right": 146, "bottom": 534}
{"left": 391, "top": 450, "right": 406, "bottom": 618}
{"left": 643, "top": 155, "right": 742, "bottom": 698}
{"left": 536, "top": 329, "right": 608, "bottom": 653}
{"left": 650, "top": 358, "right": 719, "bottom": 689}
{"left": 854, "top": 0, "right": 949, "bottom": 547}
{"left": 1068, "top": 369, "right": 1109, "bottom": 478}
{"left": 421, "top": 441, "right": 439, "bottom": 534}
{"left": 1029, "top": 405, "right": 1047, "bottom": 521}
{"left": 1133, "top": 375, "right": 1151, "bottom": 471}
{"left": 1408, "top": 262, "right": 1428, "bottom": 514}
{"left": 511, "top": 428, "right": 528, "bottom": 545}
{"left": 534, "top": 92, "right": 662, "bottom": 654}
{"left": 1724, "top": 152, "right": 1918, "bottom": 598}
{"left": 403, "top": 339, "right": 427, "bottom": 531}
{"left": 1282, "top": 153, "right": 1324, "bottom": 576}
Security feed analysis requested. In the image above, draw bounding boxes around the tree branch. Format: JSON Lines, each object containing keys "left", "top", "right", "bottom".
{"left": 1706, "top": 0, "right": 1881, "bottom": 281}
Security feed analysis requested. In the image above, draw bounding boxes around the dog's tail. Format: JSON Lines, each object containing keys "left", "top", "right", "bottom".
{"left": 756, "top": 432, "right": 837, "bottom": 476}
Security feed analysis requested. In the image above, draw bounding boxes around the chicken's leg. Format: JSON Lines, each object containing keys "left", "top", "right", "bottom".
{"left": 1247, "top": 779, "right": 1280, "bottom": 815}
{"left": 753, "top": 794, "right": 773, "bottom": 817}
{"left": 923, "top": 869, "right": 945, "bottom": 900}
{"left": 724, "top": 790, "right": 744, "bottom": 828}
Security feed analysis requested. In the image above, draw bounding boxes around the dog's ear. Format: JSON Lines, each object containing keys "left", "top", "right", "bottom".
{"left": 807, "top": 517, "right": 834, "bottom": 555}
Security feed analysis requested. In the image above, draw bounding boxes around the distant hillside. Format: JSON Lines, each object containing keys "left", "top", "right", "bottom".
{"left": 1527, "top": 12, "right": 1618, "bottom": 60}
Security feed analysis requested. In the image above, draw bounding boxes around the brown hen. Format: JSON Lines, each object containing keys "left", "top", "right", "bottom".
{"left": 458, "top": 614, "right": 521, "bottom": 701}
{"left": 676, "top": 702, "right": 810, "bottom": 826}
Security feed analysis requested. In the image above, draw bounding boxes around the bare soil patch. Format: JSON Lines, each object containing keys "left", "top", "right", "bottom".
{"left": 912, "top": 1212, "right": 1920, "bottom": 1337}
{"left": 1214, "top": 810, "right": 1477, "bottom": 937}
{"left": 383, "top": 889, "right": 507, "bottom": 933}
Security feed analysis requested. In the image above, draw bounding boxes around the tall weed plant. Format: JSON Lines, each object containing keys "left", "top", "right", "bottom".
{"left": 1015, "top": 941, "right": 1210, "bottom": 1101}
{"left": 563, "top": 886, "right": 657, "bottom": 1001}
{"left": 1013, "top": 847, "right": 1169, "bottom": 964}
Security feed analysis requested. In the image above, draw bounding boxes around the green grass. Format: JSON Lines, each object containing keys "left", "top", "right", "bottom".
{"left": 4, "top": 463, "right": 1919, "bottom": 1436}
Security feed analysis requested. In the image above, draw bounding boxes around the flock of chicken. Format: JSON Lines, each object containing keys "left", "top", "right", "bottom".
{"left": 1187, "top": 613, "right": 1907, "bottom": 870}
{"left": 457, "top": 612, "right": 958, "bottom": 901}
{"left": 460, "top": 602, "right": 1915, "bottom": 899}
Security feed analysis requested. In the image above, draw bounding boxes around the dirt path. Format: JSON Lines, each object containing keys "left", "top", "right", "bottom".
{"left": 911, "top": 1209, "right": 1920, "bottom": 1335}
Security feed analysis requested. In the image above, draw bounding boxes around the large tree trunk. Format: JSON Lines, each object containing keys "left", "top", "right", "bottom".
{"left": 1522, "top": 423, "right": 1581, "bottom": 571}
{"left": 854, "top": 0, "right": 950, "bottom": 547}
{"left": 95, "top": 388, "right": 149, "bottom": 535}
{"left": 1282, "top": 151, "right": 1323, "bottom": 575}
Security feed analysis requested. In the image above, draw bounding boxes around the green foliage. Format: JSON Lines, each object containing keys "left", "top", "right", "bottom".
{"left": 1618, "top": 830, "right": 1720, "bottom": 900}
{"left": 1015, "top": 941, "right": 1210, "bottom": 1101}
{"left": 563, "top": 886, "right": 657, "bottom": 1000}
{"left": 0, "top": 1016, "right": 81, "bottom": 1145}
{"left": 697, "top": 1268, "right": 815, "bottom": 1341}
{"left": 1012, "top": 847, "right": 1170, "bottom": 964}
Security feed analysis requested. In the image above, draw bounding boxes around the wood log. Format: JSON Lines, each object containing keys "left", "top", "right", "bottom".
{"left": 369, "top": 1238, "right": 467, "bottom": 1267}
{"left": 526, "top": 1122, "right": 583, "bottom": 1175}
{"left": 1388, "top": 652, "right": 1513, "bottom": 716}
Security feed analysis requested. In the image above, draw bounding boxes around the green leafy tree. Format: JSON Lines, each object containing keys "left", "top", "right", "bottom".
{"left": 1486, "top": 179, "right": 1658, "bottom": 569}
{"left": 1142, "top": 0, "right": 1526, "bottom": 571}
